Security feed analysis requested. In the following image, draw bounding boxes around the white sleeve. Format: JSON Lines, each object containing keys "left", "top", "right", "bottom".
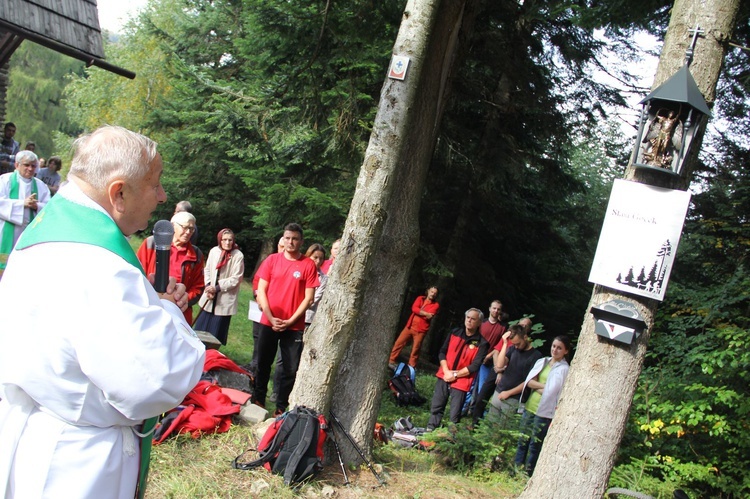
{"left": 74, "top": 262, "right": 205, "bottom": 421}
{"left": 0, "top": 175, "right": 25, "bottom": 225}
{"left": 33, "top": 179, "right": 51, "bottom": 211}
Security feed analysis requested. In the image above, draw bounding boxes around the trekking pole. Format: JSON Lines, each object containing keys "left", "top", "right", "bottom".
{"left": 329, "top": 427, "right": 350, "bottom": 486}
{"left": 329, "top": 410, "right": 386, "bottom": 487}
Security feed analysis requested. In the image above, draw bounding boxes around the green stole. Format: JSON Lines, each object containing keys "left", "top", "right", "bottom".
{"left": 15, "top": 194, "right": 157, "bottom": 499}
{"left": 0, "top": 171, "right": 38, "bottom": 270}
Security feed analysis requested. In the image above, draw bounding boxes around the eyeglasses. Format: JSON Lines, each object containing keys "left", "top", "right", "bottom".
{"left": 175, "top": 222, "right": 196, "bottom": 233}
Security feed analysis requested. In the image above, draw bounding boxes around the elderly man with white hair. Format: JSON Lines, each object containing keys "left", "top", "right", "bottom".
{"left": 137, "top": 209, "right": 205, "bottom": 324}
{"left": 0, "top": 149, "right": 50, "bottom": 271}
{"left": 0, "top": 125, "right": 205, "bottom": 498}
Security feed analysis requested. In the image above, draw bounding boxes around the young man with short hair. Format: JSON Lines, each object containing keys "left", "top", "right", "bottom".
{"left": 487, "top": 323, "right": 542, "bottom": 426}
{"left": 0, "top": 123, "right": 20, "bottom": 174}
{"left": 253, "top": 223, "right": 319, "bottom": 415}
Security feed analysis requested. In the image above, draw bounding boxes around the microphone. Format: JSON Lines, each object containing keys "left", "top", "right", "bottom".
{"left": 153, "top": 220, "right": 174, "bottom": 293}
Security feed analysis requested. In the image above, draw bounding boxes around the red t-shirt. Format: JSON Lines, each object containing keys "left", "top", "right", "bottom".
{"left": 320, "top": 257, "right": 334, "bottom": 275}
{"left": 256, "top": 252, "right": 319, "bottom": 331}
{"left": 480, "top": 320, "right": 507, "bottom": 351}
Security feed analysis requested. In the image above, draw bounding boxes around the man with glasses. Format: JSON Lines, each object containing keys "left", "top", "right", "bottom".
{"left": 0, "top": 150, "right": 50, "bottom": 272}
{"left": 174, "top": 199, "right": 199, "bottom": 244}
{"left": 137, "top": 211, "right": 204, "bottom": 323}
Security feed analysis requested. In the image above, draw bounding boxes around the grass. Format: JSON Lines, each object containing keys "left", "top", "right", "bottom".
{"left": 129, "top": 236, "right": 526, "bottom": 496}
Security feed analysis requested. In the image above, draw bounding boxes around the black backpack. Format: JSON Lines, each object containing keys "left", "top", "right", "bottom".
{"left": 388, "top": 363, "right": 426, "bottom": 406}
{"left": 233, "top": 406, "right": 327, "bottom": 486}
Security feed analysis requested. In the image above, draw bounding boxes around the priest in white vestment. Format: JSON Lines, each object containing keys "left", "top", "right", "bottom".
{"left": 0, "top": 126, "right": 205, "bottom": 499}
{"left": 0, "top": 150, "right": 50, "bottom": 270}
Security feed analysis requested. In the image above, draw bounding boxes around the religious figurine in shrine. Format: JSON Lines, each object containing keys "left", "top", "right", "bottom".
{"left": 641, "top": 108, "right": 684, "bottom": 169}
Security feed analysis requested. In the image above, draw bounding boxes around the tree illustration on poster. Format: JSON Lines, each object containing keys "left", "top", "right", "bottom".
{"left": 588, "top": 179, "right": 690, "bottom": 302}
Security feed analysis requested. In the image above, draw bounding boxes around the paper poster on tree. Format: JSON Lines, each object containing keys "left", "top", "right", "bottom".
{"left": 588, "top": 179, "right": 691, "bottom": 301}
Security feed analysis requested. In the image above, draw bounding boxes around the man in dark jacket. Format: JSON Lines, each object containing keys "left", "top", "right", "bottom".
{"left": 487, "top": 323, "right": 542, "bottom": 427}
{"left": 427, "top": 308, "right": 489, "bottom": 430}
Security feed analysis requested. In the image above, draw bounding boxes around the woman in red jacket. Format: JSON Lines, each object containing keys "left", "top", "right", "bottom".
{"left": 137, "top": 211, "right": 204, "bottom": 323}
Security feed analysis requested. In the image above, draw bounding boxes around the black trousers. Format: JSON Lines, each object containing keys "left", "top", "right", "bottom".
{"left": 472, "top": 376, "right": 498, "bottom": 424}
{"left": 252, "top": 324, "right": 304, "bottom": 411}
{"left": 427, "top": 379, "right": 468, "bottom": 429}
{"left": 249, "top": 321, "right": 262, "bottom": 373}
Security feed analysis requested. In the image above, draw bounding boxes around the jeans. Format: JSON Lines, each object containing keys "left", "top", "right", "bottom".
{"left": 514, "top": 409, "right": 552, "bottom": 475}
{"left": 472, "top": 373, "right": 500, "bottom": 424}
{"left": 462, "top": 363, "right": 492, "bottom": 415}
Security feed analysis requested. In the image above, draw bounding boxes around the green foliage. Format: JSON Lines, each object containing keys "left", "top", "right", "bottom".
{"left": 377, "top": 369, "right": 524, "bottom": 484}
{"left": 609, "top": 456, "right": 712, "bottom": 499}
{"left": 424, "top": 415, "right": 522, "bottom": 477}
{"left": 7, "top": 42, "right": 85, "bottom": 157}
{"left": 618, "top": 171, "right": 750, "bottom": 497}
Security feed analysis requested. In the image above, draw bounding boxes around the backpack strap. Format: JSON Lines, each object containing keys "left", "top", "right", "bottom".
{"left": 406, "top": 364, "right": 416, "bottom": 385}
{"left": 282, "top": 408, "right": 318, "bottom": 485}
{"left": 233, "top": 410, "right": 299, "bottom": 470}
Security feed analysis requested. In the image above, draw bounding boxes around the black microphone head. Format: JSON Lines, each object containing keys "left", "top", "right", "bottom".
{"left": 153, "top": 220, "right": 174, "bottom": 250}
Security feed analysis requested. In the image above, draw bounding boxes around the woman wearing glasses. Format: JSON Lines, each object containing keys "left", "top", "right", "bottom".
{"left": 137, "top": 211, "right": 204, "bottom": 323}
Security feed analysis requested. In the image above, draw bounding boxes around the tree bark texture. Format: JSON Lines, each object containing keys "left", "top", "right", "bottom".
{"left": 520, "top": 0, "right": 740, "bottom": 497}
{"left": 291, "top": 0, "right": 472, "bottom": 462}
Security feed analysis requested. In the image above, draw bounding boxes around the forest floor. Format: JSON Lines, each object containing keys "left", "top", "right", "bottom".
{"left": 145, "top": 279, "right": 527, "bottom": 498}
{"left": 147, "top": 418, "right": 526, "bottom": 498}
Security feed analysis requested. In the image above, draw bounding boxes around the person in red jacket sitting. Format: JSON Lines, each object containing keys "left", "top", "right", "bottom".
{"left": 427, "top": 308, "right": 489, "bottom": 431}
{"left": 388, "top": 286, "right": 440, "bottom": 369}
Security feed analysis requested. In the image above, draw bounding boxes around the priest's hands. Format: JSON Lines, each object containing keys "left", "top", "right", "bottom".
{"left": 150, "top": 274, "right": 189, "bottom": 311}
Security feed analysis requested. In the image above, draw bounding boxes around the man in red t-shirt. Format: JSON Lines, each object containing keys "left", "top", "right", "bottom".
{"left": 253, "top": 223, "right": 319, "bottom": 414}
{"left": 388, "top": 286, "right": 440, "bottom": 369}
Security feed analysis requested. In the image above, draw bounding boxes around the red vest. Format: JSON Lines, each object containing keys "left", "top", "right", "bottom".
{"left": 436, "top": 329, "right": 486, "bottom": 392}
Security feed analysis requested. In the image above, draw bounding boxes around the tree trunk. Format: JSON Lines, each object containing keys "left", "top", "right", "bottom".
{"left": 291, "top": 0, "right": 474, "bottom": 462}
{"left": 520, "top": 0, "right": 741, "bottom": 497}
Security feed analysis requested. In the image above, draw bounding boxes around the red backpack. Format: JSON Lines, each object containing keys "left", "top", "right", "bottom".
{"left": 233, "top": 406, "right": 327, "bottom": 486}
